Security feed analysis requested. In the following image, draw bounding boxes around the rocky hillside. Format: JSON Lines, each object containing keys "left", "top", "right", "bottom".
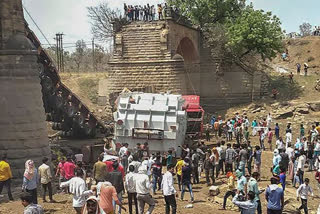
{"left": 273, "top": 36, "right": 320, "bottom": 73}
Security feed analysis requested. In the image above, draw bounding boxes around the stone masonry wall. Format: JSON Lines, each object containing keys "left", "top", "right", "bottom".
{"left": 101, "top": 20, "right": 268, "bottom": 113}
{"left": 0, "top": 0, "right": 50, "bottom": 190}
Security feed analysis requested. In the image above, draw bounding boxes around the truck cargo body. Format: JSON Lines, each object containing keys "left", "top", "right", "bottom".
{"left": 113, "top": 93, "right": 187, "bottom": 153}
{"left": 182, "top": 95, "right": 204, "bottom": 139}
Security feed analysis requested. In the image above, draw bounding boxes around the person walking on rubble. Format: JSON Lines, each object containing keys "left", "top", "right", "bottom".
{"left": 38, "top": 157, "right": 54, "bottom": 203}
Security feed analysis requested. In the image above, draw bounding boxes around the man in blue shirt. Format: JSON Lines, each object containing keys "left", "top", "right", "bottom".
{"left": 265, "top": 177, "right": 284, "bottom": 214}
{"left": 232, "top": 191, "right": 257, "bottom": 214}
{"left": 274, "top": 123, "right": 280, "bottom": 140}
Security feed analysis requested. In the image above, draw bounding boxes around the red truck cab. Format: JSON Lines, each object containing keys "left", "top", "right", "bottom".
{"left": 182, "top": 95, "right": 204, "bottom": 139}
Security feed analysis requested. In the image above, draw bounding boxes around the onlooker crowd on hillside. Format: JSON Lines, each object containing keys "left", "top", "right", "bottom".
{"left": 3, "top": 111, "right": 320, "bottom": 214}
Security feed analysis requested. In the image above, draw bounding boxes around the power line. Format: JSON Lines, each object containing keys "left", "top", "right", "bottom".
{"left": 23, "top": 5, "right": 53, "bottom": 48}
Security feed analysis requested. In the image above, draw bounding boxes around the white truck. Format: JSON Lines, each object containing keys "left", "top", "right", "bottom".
{"left": 113, "top": 92, "right": 187, "bottom": 153}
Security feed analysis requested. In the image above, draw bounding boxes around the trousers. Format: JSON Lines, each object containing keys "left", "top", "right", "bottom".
{"left": 0, "top": 179, "right": 13, "bottom": 200}
{"left": 164, "top": 194, "right": 177, "bottom": 214}
{"left": 128, "top": 192, "right": 138, "bottom": 214}
{"left": 42, "top": 182, "right": 53, "bottom": 201}
{"left": 137, "top": 193, "right": 155, "bottom": 214}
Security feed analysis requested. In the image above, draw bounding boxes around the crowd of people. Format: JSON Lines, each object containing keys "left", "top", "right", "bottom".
{"left": 1, "top": 112, "right": 320, "bottom": 214}
{"left": 124, "top": 3, "right": 178, "bottom": 22}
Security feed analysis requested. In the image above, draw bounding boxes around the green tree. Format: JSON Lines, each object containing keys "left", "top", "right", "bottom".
{"left": 169, "top": 1, "right": 283, "bottom": 61}
{"left": 299, "top": 22, "right": 312, "bottom": 37}
{"left": 168, "top": 0, "right": 245, "bottom": 27}
{"left": 72, "top": 40, "right": 87, "bottom": 71}
{"left": 226, "top": 6, "right": 284, "bottom": 60}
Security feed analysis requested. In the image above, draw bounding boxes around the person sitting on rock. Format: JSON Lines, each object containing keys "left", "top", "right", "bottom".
{"left": 222, "top": 171, "right": 236, "bottom": 210}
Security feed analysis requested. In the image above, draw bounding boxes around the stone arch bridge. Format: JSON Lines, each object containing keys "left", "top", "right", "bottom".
{"left": 100, "top": 15, "right": 268, "bottom": 112}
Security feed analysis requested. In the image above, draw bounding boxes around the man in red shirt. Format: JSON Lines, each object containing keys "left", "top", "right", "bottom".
{"left": 267, "top": 128, "right": 273, "bottom": 151}
{"left": 104, "top": 159, "right": 125, "bottom": 178}
{"left": 63, "top": 156, "right": 76, "bottom": 181}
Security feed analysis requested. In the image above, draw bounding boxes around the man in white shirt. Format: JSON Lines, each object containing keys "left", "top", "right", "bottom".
{"left": 135, "top": 165, "right": 155, "bottom": 214}
{"left": 38, "top": 157, "right": 54, "bottom": 202}
{"left": 60, "top": 169, "right": 92, "bottom": 214}
{"left": 276, "top": 138, "right": 285, "bottom": 151}
{"left": 285, "top": 143, "right": 295, "bottom": 160}
{"left": 297, "top": 178, "right": 313, "bottom": 214}
{"left": 285, "top": 132, "right": 292, "bottom": 148}
{"left": 125, "top": 165, "right": 138, "bottom": 214}
{"left": 119, "top": 143, "right": 128, "bottom": 158}
{"left": 162, "top": 164, "right": 178, "bottom": 214}
{"left": 297, "top": 152, "right": 306, "bottom": 185}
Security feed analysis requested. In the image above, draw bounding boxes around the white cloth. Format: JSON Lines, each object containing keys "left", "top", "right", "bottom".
{"left": 161, "top": 171, "right": 176, "bottom": 196}
{"left": 119, "top": 146, "right": 128, "bottom": 158}
{"left": 297, "top": 183, "right": 313, "bottom": 199}
{"left": 285, "top": 147, "right": 294, "bottom": 160}
{"left": 276, "top": 140, "right": 284, "bottom": 150}
{"left": 103, "top": 154, "right": 119, "bottom": 162}
{"left": 128, "top": 161, "right": 141, "bottom": 173}
{"left": 285, "top": 132, "right": 292, "bottom": 145}
{"left": 297, "top": 155, "right": 306, "bottom": 172}
{"left": 135, "top": 166, "right": 151, "bottom": 194}
{"left": 142, "top": 159, "right": 154, "bottom": 176}
{"left": 60, "top": 177, "right": 92, "bottom": 207}
{"left": 125, "top": 172, "right": 136, "bottom": 193}
{"left": 75, "top": 154, "right": 84, "bottom": 162}
{"left": 315, "top": 142, "right": 320, "bottom": 152}
{"left": 267, "top": 115, "right": 272, "bottom": 128}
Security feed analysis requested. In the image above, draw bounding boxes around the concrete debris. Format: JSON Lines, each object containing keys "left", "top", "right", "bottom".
{"left": 184, "top": 204, "right": 193, "bottom": 208}
{"left": 209, "top": 186, "right": 220, "bottom": 196}
{"left": 252, "top": 107, "right": 262, "bottom": 113}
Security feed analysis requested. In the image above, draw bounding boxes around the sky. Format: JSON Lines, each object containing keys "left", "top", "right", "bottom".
{"left": 22, "top": 0, "right": 320, "bottom": 51}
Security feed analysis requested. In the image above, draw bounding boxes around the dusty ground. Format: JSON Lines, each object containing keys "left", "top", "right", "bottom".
{"left": 1, "top": 133, "right": 319, "bottom": 214}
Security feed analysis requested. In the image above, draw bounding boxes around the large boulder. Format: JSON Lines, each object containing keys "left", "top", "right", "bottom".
{"left": 295, "top": 104, "right": 310, "bottom": 114}
{"left": 274, "top": 107, "right": 295, "bottom": 119}
{"left": 308, "top": 101, "right": 320, "bottom": 111}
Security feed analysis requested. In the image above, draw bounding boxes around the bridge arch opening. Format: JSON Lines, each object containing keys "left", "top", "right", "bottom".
{"left": 176, "top": 37, "right": 199, "bottom": 64}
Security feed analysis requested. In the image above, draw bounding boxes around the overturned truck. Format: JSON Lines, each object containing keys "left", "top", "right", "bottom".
{"left": 113, "top": 92, "right": 187, "bottom": 153}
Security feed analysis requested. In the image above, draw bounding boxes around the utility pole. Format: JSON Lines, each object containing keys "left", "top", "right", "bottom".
{"left": 55, "top": 34, "right": 59, "bottom": 71}
{"left": 92, "top": 38, "right": 95, "bottom": 72}
{"left": 55, "top": 33, "right": 64, "bottom": 72}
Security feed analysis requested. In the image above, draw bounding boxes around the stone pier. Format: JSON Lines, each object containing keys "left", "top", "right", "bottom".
{"left": 0, "top": 0, "right": 50, "bottom": 187}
